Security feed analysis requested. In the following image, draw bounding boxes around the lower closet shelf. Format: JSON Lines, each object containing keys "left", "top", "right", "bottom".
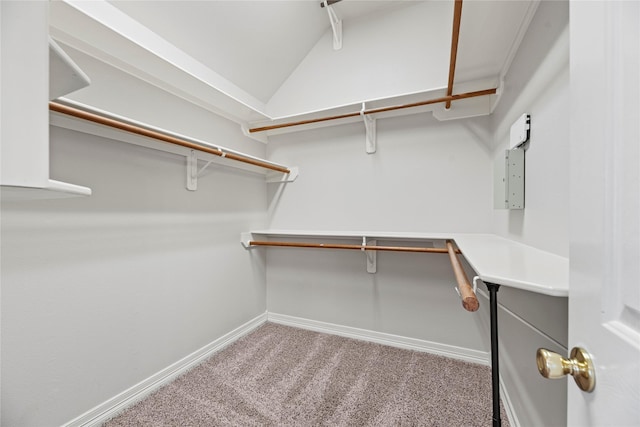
{"left": 241, "top": 229, "right": 568, "bottom": 296}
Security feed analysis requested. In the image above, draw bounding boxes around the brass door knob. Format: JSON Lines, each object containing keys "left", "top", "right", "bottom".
{"left": 536, "top": 347, "right": 596, "bottom": 392}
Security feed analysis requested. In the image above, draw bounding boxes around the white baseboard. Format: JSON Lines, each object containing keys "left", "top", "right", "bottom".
{"left": 267, "top": 312, "right": 490, "bottom": 366}
{"left": 500, "top": 376, "right": 520, "bottom": 427}
{"left": 62, "top": 313, "right": 268, "bottom": 427}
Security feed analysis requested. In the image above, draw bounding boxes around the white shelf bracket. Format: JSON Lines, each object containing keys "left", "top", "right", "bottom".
{"left": 186, "top": 150, "right": 198, "bottom": 191}
{"left": 187, "top": 151, "right": 218, "bottom": 191}
{"left": 198, "top": 160, "right": 214, "bottom": 176}
{"left": 266, "top": 166, "right": 299, "bottom": 184}
{"left": 361, "top": 103, "right": 376, "bottom": 154}
{"left": 363, "top": 237, "right": 377, "bottom": 273}
{"left": 324, "top": 0, "right": 343, "bottom": 50}
{"left": 241, "top": 232, "right": 254, "bottom": 249}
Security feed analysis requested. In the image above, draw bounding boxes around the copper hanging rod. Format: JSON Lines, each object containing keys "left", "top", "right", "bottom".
{"left": 250, "top": 239, "right": 477, "bottom": 312}
{"left": 49, "top": 101, "right": 291, "bottom": 174}
{"left": 446, "top": 240, "right": 479, "bottom": 312}
{"left": 248, "top": 87, "right": 497, "bottom": 133}
{"left": 248, "top": 240, "right": 461, "bottom": 254}
{"left": 445, "top": 0, "right": 463, "bottom": 109}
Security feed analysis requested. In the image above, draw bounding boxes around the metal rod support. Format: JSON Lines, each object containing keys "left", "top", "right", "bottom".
{"left": 486, "top": 282, "right": 502, "bottom": 427}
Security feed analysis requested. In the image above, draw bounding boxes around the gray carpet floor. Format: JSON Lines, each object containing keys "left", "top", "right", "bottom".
{"left": 104, "top": 323, "right": 509, "bottom": 426}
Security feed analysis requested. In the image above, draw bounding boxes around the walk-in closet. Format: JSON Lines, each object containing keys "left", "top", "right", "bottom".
{"left": 1, "top": 0, "right": 638, "bottom": 425}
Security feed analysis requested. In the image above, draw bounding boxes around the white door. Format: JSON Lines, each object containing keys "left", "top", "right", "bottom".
{"left": 568, "top": 1, "right": 640, "bottom": 425}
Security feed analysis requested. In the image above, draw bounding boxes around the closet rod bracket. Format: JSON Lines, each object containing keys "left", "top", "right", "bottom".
{"left": 324, "top": 0, "right": 343, "bottom": 50}
{"left": 241, "top": 232, "right": 254, "bottom": 249}
{"left": 266, "top": 166, "right": 299, "bottom": 184}
{"left": 361, "top": 103, "right": 377, "bottom": 154}
{"left": 364, "top": 237, "right": 377, "bottom": 273}
{"left": 187, "top": 150, "right": 218, "bottom": 191}
{"left": 187, "top": 150, "right": 198, "bottom": 191}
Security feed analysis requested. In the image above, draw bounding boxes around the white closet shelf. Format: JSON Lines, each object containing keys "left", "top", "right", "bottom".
{"left": 49, "top": 1, "right": 270, "bottom": 126}
{"left": 50, "top": 99, "right": 297, "bottom": 185}
{"left": 241, "top": 230, "right": 569, "bottom": 297}
{"left": 1, "top": 29, "right": 93, "bottom": 201}
{"left": 248, "top": 80, "right": 500, "bottom": 137}
{"left": 1, "top": 179, "right": 92, "bottom": 201}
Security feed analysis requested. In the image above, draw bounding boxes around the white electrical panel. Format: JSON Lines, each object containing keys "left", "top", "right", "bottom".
{"left": 505, "top": 148, "right": 525, "bottom": 209}
{"left": 509, "top": 114, "right": 530, "bottom": 149}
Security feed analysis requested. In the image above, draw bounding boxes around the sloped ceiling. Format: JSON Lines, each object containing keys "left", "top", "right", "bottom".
{"left": 50, "top": 0, "right": 539, "bottom": 128}
{"left": 107, "top": 0, "right": 410, "bottom": 104}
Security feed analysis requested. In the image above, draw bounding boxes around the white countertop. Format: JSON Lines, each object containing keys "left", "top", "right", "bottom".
{"left": 245, "top": 230, "right": 569, "bottom": 297}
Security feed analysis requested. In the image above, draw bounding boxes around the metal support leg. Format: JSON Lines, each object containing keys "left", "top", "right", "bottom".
{"left": 487, "top": 282, "right": 501, "bottom": 427}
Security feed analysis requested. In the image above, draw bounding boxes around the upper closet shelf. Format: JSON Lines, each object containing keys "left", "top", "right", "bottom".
{"left": 246, "top": 83, "right": 500, "bottom": 138}
{"left": 241, "top": 230, "right": 569, "bottom": 297}
{"left": 0, "top": 2, "right": 92, "bottom": 202}
{"left": 50, "top": 99, "right": 298, "bottom": 189}
{"left": 48, "top": 0, "right": 507, "bottom": 144}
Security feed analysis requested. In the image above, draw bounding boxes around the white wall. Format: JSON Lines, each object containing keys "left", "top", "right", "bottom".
{"left": 56, "top": 43, "right": 265, "bottom": 160}
{"left": 266, "top": 239, "right": 489, "bottom": 353}
{"left": 1, "top": 99, "right": 268, "bottom": 426}
{"left": 491, "top": 1, "right": 570, "bottom": 258}
{"left": 265, "top": 1, "right": 571, "bottom": 425}
{"left": 268, "top": 114, "right": 493, "bottom": 232}
{"left": 489, "top": 1, "right": 570, "bottom": 425}
{"left": 266, "top": 1, "right": 452, "bottom": 118}
{"left": 0, "top": 1, "right": 572, "bottom": 425}
{"left": 265, "top": 113, "right": 493, "bottom": 352}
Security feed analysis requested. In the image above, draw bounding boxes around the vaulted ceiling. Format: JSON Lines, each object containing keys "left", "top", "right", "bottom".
{"left": 107, "top": 1, "right": 413, "bottom": 104}
{"left": 50, "top": 0, "right": 540, "bottom": 130}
